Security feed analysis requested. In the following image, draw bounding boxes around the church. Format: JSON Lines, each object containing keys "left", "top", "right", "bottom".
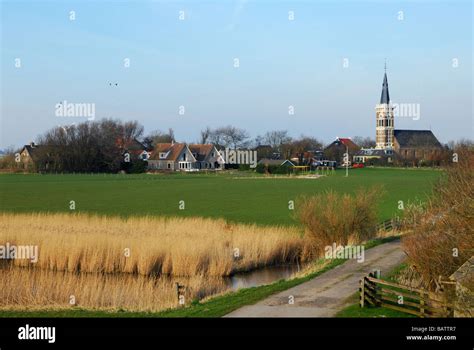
{"left": 354, "top": 70, "right": 444, "bottom": 165}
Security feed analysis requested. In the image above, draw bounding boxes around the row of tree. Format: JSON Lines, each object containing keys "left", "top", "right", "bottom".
{"left": 26, "top": 120, "right": 143, "bottom": 173}
{"left": 202, "top": 129, "right": 376, "bottom": 153}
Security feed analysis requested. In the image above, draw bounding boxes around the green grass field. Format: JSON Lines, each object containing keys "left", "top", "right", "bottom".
{"left": 0, "top": 168, "right": 441, "bottom": 226}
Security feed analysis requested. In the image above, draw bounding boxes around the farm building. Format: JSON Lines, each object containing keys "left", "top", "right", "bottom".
{"left": 18, "top": 142, "right": 41, "bottom": 170}
{"left": 257, "top": 159, "right": 295, "bottom": 167}
{"left": 324, "top": 138, "right": 360, "bottom": 165}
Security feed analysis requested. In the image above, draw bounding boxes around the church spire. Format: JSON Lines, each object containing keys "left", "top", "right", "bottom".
{"left": 380, "top": 65, "right": 390, "bottom": 104}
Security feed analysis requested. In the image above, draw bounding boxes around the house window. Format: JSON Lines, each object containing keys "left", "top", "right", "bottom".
{"left": 167, "top": 163, "right": 171, "bottom": 169}
{"left": 159, "top": 152, "right": 166, "bottom": 159}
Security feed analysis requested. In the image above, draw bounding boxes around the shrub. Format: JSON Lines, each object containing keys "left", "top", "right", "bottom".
{"left": 402, "top": 147, "right": 474, "bottom": 290}
{"left": 256, "top": 163, "right": 266, "bottom": 173}
{"left": 296, "top": 187, "right": 383, "bottom": 254}
{"left": 255, "top": 163, "right": 292, "bottom": 174}
{"left": 130, "top": 160, "right": 147, "bottom": 173}
{"left": 274, "top": 164, "right": 292, "bottom": 174}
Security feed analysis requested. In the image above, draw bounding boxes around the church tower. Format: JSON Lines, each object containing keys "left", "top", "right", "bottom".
{"left": 375, "top": 68, "right": 394, "bottom": 149}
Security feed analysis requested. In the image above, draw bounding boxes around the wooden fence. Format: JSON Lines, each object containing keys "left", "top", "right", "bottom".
{"left": 359, "top": 270, "right": 453, "bottom": 317}
{"left": 376, "top": 218, "right": 401, "bottom": 232}
{"left": 175, "top": 282, "right": 186, "bottom": 306}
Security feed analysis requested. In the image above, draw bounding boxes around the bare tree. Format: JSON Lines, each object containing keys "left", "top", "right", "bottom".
{"left": 199, "top": 126, "right": 212, "bottom": 144}
{"left": 168, "top": 128, "right": 175, "bottom": 142}
{"left": 263, "top": 130, "right": 292, "bottom": 148}
{"left": 34, "top": 119, "right": 145, "bottom": 173}
{"left": 352, "top": 136, "right": 376, "bottom": 148}
{"left": 210, "top": 126, "right": 249, "bottom": 149}
{"left": 446, "top": 138, "right": 474, "bottom": 151}
{"left": 292, "top": 136, "right": 323, "bottom": 152}
{"left": 253, "top": 135, "right": 264, "bottom": 147}
{"left": 143, "top": 129, "right": 175, "bottom": 148}
{"left": 122, "top": 121, "right": 144, "bottom": 141}
{"left": 222, "top": 126, "right": 249, "bottom": 149}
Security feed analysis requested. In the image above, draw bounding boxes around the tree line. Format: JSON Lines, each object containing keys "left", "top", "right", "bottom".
{"left": 3, "top": 120, "right": 144, "bottom": 173}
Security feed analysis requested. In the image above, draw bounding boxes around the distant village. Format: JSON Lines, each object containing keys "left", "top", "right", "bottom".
{"left": 5, "top": 71, "right": 448, "bottom": 173}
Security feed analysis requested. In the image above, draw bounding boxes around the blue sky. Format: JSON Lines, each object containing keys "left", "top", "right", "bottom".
{"left": 1, "top": 0, "right": 472, "bottom": 148}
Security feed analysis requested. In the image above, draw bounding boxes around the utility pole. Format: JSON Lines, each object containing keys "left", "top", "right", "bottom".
{"left": 345, "top": 145, "right": 349, "bottom": 177}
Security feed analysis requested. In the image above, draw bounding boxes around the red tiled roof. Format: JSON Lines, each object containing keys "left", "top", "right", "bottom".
{"left": 153, "top": 143, "right": 174, "bottom": 153}
{"left": 149, "top": 143, "right": 187, "bottom": 161}
{"left": 189, "top": 144, "right": 213, "bottom": 153}
{"left": 337, "top": 138, "right": 359, "bottom": 149}
{"left": 189, "top": 144, "right": 214, "bottom": 161}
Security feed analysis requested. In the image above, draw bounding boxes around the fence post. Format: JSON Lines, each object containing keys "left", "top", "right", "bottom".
{"left": 176, "top": 282, "right": 185, "bottom": 306}
{"left": 368, "top": 270, "right": 381, "bottom": 306}
{"left": 360, "top": 277, "right": 365, "bottom": 308}
{"left": 420, "top": 292, "right": 425, "bottom": 318}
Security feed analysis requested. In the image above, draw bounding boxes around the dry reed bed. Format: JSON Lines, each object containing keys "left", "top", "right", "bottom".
{"left": 0, "top": 213, "right": 311, "bottom": 277}
{"left": 0, "top": 266, "right": 229, "bottom": 312}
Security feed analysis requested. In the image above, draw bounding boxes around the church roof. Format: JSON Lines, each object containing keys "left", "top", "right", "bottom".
{"left": 380, "top": 72, "right": 390, "bottom": 104}
{"left": 393, "top": 130, "right": 443, "bottom": 149}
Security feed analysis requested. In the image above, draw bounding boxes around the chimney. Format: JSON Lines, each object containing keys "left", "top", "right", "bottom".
{"left": 30, "top": 141, "right": 35, "bottom": 148}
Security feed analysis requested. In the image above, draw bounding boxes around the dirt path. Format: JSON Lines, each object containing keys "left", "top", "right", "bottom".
{"left": 224, "top": 240, "right": 406, "bottom": 317}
